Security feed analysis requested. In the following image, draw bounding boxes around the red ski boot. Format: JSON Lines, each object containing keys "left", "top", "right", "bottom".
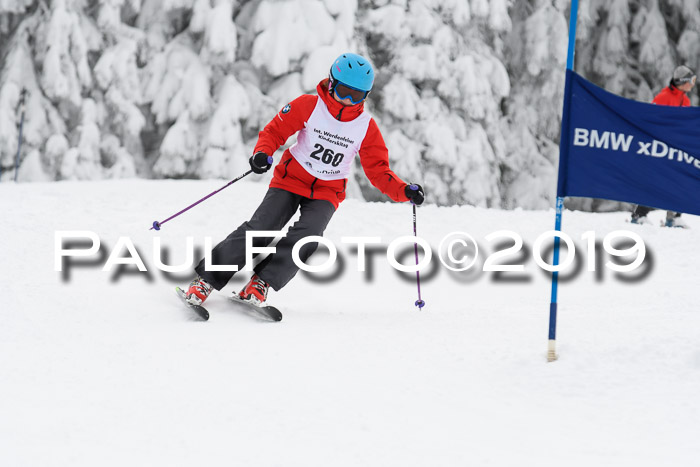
{"left": 238, "top": 274, "right": 269, "bottom": 305}
{"left": 185, "top": 277, "right": 213, "bottom": 305}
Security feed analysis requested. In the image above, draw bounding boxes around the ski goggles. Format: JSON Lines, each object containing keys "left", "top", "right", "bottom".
{"left": 330, "top": 78, "right": 369, "bottom": 104}
{"left": 676, "top": 75, "right": 697, "bottom": 85}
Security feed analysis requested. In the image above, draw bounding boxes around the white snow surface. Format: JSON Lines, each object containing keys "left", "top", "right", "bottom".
{"left": 1, "top": 179, "right": 700, "bottom": 466}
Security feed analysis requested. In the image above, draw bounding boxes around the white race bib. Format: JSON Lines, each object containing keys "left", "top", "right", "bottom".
{"left": 289, "top": 97, "right": 371, "bottom": 180}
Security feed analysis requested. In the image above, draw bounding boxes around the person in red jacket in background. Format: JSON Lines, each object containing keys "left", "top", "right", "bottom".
{"left": 184, "top": 53, "right": 425, "bottom": 306}
{"left": 630, "top": 65, "right": 696, "bottom": 228}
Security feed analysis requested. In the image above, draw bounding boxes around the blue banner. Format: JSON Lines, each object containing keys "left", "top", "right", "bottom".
{"left": 558, "top": 69, "right": 700, "bottom": 216}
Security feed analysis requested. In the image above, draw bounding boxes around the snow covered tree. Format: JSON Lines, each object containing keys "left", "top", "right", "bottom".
{"left": 1, "top": 0, "right": 699, "bottom": 212}
{"left": 357, "top": 0, "right": 512, "bottom": 207}
{"left": 144, "top": 0, "right": 356, "bottom": 179}
{"left": 499, "top": 0, "right": 568, "bottom": 209}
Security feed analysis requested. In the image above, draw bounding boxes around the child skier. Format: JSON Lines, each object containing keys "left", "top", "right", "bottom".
{"left": 184, "top": 53, "right": 425, "bottom": 306}
{"left": 630, "top": 65, "right": 696, "bottom": 228}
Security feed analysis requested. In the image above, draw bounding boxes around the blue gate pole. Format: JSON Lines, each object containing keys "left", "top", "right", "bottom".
{"left": 14, "top": 88, "right": 27, "bottom": 182}
{"left": 548, "top": 0, "right": 579, "bottom": 362}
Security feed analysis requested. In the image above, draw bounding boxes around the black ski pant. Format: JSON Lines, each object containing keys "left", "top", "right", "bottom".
{"left": 632, "top": 205, "right": 681, "bottom": 219}
{"left": 194, "top": 188, "right": 336, "bottom": 291}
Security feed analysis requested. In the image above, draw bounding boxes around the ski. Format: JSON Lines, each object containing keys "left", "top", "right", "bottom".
{"left": 229, "top": 294, "right": 283, "bottom": 322}
{"left": 175, "top": 287, "right": 210, "bottom": 321}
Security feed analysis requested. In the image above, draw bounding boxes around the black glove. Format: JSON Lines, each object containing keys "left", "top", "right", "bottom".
{"left": 405, "top": 183, "right": 425, "bottom": 206}
{"left": 249, "top": 151, "right": 273, "bottom": 174}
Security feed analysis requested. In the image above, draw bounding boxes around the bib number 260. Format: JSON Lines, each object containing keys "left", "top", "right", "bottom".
{"left": 310, "top": 143, "right": 344, "bottom": 167}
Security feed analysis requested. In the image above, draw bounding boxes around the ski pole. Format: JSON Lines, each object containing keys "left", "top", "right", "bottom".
{"left": 150, "top": 169, "right": 254, "bottom": 230}
{"left": 410, "top": 192, "right": 425, "bottom": 309}
{"left": 14, "top": 88, "right": 27, "bottom": 182}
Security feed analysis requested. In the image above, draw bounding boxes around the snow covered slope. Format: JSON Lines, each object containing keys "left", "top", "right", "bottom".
{"left": 1, "top": 179, "right": 699, "bottom": 466}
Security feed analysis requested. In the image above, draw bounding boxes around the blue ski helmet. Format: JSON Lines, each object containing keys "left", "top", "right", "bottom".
{"left": 330, "top": 53, "right": 375, "bottom": 92}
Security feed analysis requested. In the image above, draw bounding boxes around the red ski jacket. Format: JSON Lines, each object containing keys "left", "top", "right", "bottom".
{"left": 253, "top": 79, "right": 409, "bottom": 209}
{"left": 652, "top": 85, "right": 690, "bottom": 107}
